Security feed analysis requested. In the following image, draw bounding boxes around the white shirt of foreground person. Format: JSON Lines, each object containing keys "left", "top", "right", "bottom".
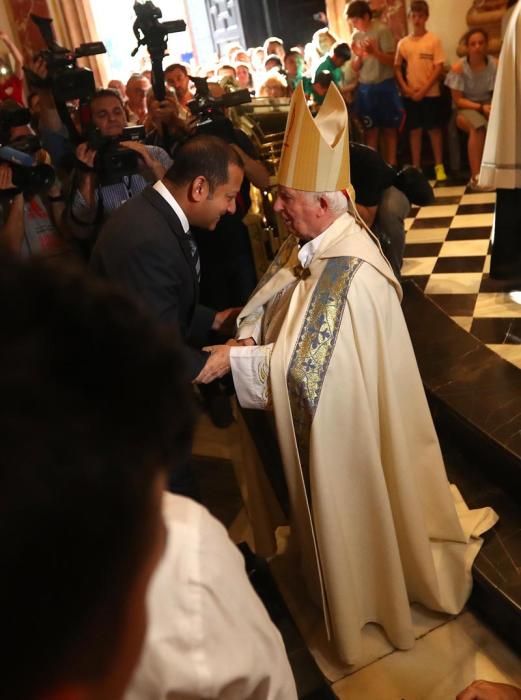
{"left": 126, "top": 492, "right": 297, "bottom": 700}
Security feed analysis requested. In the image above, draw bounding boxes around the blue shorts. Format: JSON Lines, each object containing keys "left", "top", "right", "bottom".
{"left": 353, "top": 78, "right": 404, "bottom": 129}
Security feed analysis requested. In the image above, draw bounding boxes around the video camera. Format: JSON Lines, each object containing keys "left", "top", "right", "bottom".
{"left": 132, "top": 0, "right": 186, "bottom": 102}
{"left": 86, "top": 125, "right": 145, "bottom": 187}
{"left": 26, "top": 14, "right": 106, "bottom": 102}
{"left": 0, "top": 105, "right": 55, "bottom": 197}
{"left": 188, "top": 76, "right": 252, "bottom": 141}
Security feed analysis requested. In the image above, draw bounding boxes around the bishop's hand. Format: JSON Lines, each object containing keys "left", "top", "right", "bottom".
{"left": 194, "top": 345, "right": 232, "bottom": 384}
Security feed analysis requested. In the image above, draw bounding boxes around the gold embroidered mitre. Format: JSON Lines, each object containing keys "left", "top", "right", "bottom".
{"left": 277, "top": 81, "right": 351, "bottom": 194}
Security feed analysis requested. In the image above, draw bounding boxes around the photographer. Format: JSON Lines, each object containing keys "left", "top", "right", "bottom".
{"left": 0, "top": 100, "right": 70, "bottom": 260}
{"left": 144, "top": 88, "right": 193, "bottom": 154}
{"left": 350, "top": 140, "right": 434, "bottom": 278}
{"left": 126, "top": 72, "right": 151, "bottom": 125}
{"left": 23, "top": 56, "right": 75, "bottom": 173}
{"left": 164, "top": 63, "right": 193, "bottom": 112}
{"left": 67, "top": 88, "right": 172, "bottom": 243}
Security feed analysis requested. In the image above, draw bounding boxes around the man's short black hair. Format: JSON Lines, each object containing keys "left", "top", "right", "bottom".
{"left": 0, "top": 255, "right": 195, "bottom": 699}
{"left": 334, "top": 42, "right": 352, "bottom": 61}
{"left": 164, "top": 62, "right": 188, "bottom": 76}
{"left": 346, "top": 0, "right": 373, "bottom": 20}
{"left": 314, "top": 71, "right": 333, "bottom": 88}
{"left": 166, "top": 135, "right": 244, "bottom": 194}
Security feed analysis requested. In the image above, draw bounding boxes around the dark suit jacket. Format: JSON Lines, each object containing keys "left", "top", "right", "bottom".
{"left": 90, "top": 186, "right": 215, "bottom": 379}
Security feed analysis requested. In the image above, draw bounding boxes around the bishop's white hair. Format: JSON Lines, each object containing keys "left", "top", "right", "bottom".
{"left": 304, "top": 190, "right": 349, "bottom": 216}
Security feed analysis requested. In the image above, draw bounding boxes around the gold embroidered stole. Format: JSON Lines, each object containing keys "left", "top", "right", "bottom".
{"left": 237, "top": 238, "right": 300, "bottom": 336}
{"left": 287, "top": 256, "right": 363, "bottom": 501}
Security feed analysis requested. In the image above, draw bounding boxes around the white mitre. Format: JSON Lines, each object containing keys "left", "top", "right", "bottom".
{"left": 277, "top": 81, "right": 353, "bottom": 199}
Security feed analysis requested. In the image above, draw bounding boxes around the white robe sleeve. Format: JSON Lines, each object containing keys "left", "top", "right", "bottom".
{"left": 236, "top": 316, "right": 263, "bottom": 344}
{"left": 230, "top": 344, "right": 273, "bottom": 410}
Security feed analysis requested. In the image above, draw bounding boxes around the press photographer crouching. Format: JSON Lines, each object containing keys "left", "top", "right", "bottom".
{"left": 0, "top": 100, "right": 71, "bottom": 260}
{"left": 67, "top": 88, "right": 172, "bottom": 247}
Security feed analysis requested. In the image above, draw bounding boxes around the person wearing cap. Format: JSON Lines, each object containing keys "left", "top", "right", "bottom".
{"left": 199, "top": 82, "right": 498, "bottom": 666}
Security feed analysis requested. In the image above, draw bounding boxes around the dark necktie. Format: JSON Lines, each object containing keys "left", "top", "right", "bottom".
{"left": 186, "top": 228, "right": 201, "bottom": 282}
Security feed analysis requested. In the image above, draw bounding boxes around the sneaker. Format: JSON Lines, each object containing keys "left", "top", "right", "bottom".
{"left": 469, "top": 175, "right": 495, "bottom": 192}
{"left": 434, "top": 163, "right": 448, "bottom": 182}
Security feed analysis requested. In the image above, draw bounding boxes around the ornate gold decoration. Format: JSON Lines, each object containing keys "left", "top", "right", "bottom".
{"left": 287, "top": 256, "right": 363, "bottom": 500}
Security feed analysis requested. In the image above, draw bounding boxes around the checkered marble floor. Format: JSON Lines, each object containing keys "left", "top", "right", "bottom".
{"left": 402, "top": 179, "right": 521, "bottom": 370}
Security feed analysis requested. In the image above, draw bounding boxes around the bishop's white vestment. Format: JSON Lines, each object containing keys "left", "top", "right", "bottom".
{"left": 230, "top": 212, "right": 498, "bottom": 665}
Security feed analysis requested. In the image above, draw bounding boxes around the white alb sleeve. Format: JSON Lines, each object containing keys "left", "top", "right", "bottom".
{"left": 230, "top": 344, "right": 273, "bottom": 410}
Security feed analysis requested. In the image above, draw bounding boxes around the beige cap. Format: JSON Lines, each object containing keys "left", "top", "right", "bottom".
{"left": 277, "top": 81, "right": 351, "bottom": 195}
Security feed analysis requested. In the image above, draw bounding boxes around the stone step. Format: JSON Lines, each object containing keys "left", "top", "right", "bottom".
{"left": 402, "top": 280, "right": 521, "bottom": 655}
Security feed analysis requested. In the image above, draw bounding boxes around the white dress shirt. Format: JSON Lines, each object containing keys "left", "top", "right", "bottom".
{"left": 126, "top": 493, "right": 297, "bottom": 700}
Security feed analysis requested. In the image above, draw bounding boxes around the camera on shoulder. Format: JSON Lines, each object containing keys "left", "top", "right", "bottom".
{"left": 86, "top": 125, "right": 146, "bottom": 186}
{"left": 0, "top": 104, "right": 55, "bottom": 197}
{"left": 25, "top": 14, "right": 106, "bottom": 102}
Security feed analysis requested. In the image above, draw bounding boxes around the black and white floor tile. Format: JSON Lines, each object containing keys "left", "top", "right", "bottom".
{"left": 402, "top": 181, "right": 521, "bottom": 369}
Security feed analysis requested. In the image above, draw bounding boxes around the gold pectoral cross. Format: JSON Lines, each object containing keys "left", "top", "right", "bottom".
{"left": 293, "top": 264, "right": 311, "bottom": 280}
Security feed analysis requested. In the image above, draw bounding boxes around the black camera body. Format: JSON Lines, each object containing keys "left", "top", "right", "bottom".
{"left": 87, "top": 126, "right": 145, "bottom": 186}
{"left": 26, "top": 15, "right": 106, "bottom": 103}
{"left": 188, "top": 77, "right": 251, "bottom": 142}
{"left": 0, "top": 105, "right": 55, "bottom": 197}
{"left": 132, "top": 1, "right": 186, "bottom": 103}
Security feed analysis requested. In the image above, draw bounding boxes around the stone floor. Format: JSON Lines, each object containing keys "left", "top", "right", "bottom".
{"left": 403, "top": 179, "right": 521, "bottom": 369}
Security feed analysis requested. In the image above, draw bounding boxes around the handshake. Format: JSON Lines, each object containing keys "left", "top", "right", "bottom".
{"left": 193, "top": 306, "right": 255, "bottom": 384}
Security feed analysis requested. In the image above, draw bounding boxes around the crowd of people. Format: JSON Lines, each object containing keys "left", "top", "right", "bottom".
{"left": 0, "top": 0, "right": 503, "bottom": 266}
{"left": 0, "top": 1, "right": 520, "bottom": 699}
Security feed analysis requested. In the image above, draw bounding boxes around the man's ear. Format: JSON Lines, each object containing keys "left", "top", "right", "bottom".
{"left": 188, "top": 176, "right": 210, "bottom": 203}
{"left": 318, "top": 195, "right": 329, "bottom": 217}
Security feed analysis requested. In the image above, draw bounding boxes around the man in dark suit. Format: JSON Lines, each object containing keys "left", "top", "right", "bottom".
{"left": 90, "top": 135, "right": 244, "bottom": 383}
{"left": 90, "top": 135, "right": 244, "bottom": 498}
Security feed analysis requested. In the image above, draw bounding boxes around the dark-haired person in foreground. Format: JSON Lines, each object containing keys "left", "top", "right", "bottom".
{"left": 0, "top": 254, "right": 185, "bottom": 700}
{"left": 0, "top": 254, "right": 297, "bottom": 700}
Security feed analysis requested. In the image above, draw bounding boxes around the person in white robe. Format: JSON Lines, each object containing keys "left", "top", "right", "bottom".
{"left": 126, "top": 492, "right": 298, "bottom": 700}
{"left": 200, "top": 82, "right": 498, "bottom": 666}
{"left": 479, "top": 1, "right": 521, "bottom": 279}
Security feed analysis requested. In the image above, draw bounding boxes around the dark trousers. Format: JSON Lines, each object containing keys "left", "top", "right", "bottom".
{"left": 490, "top": 188, "right": 521, "bottom": 279}
{"left": 167, "top": 435, "right": 201, "bottom": 502}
